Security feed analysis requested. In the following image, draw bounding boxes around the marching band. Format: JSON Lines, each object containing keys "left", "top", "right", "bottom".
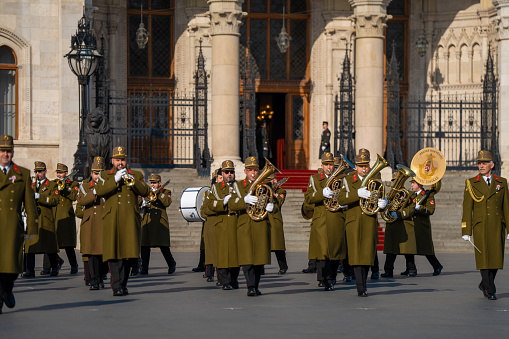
{"left": 0, "top": 133, "right": 507, "bottom": 314}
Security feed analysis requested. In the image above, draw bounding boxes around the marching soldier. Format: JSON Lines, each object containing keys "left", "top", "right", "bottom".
{"left": 77, "top": 157, "right": 106, "bottom": 290}
{"left": 140, "top": 174, "right": 176, "bottom": 275}
{"left": 200, "top": 169, "right": 221, "bottom": 282}
{"left": 95, "top": 146, "right": 150, "bottom": 296}
{"left": 381, "top": 172, "right": 417, "bottom": 278}
{"left": 267, "top": 173, "right": 288, "bottom": 275}
{"left": 206, "top": 160, "right": 240, "bottom": 290}
{"left": 229, "top": 156, "right": 272, "bottom": 296}
{"left": 410, "top": 178, "right": 443, "bottom": 276}
{"left": 301, "top": 168, "right": 323, "bottom": 274}
{"left": 23, "top": 161, "right": 60, "bottom": 278}
{"left": 318, "top": 121, "right": 331, "bottom": 159}
{"left": 74, "top": 202, "right": 91, "bottom": 286}
{"left": 462, "top": 150, "right": 509, "bottom": 300}
{"left": 304, "top": 152, "right": 346, "bottom": 291}
{"left": 51, "top": 163, "right": 79, "bottom": 274}
{"left": 0, "top": 135, "right": 37, "bottom": 314}
{"left": 337, "top": 149, "right": 387, "bottom": 297}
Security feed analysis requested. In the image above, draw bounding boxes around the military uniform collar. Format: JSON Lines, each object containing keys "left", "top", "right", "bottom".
{"left": 0, "top": 163, "right": 11, "bottom": 174}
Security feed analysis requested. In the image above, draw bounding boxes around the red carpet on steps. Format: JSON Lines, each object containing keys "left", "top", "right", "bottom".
{"left": 275, "top": 169, "right": 385, "bottom": 251}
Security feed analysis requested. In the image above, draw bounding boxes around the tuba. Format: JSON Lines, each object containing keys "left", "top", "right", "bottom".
{"left": 381, "top": 164, "right": 416, "bottom": 223}
{"left": 148, "top": 180, "right": 170, "bottom": 202}
{"left": 246, "top": 157, "right": 281, "bottom": 221}
{"left": 324, "top": 154, "right": 354, "bottom": 212}
{"left": 359, "top": 154, "right": 390, "bottom": 215}
{"left": 56, "top": 170, "right": 78, "bottom": 191}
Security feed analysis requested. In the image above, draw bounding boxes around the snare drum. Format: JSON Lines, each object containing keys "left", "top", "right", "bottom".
{"left": 180, "top": 186, "right": 210, "bottom": 222}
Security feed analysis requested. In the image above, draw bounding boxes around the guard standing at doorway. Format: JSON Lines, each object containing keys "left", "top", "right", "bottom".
{"left": 319, "top": 121, "right": 331, "bottom": 159}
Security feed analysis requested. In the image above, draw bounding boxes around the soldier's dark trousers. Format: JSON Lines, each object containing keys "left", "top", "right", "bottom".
{"left": 109, "top": 258, "right": 137, "bottom": 291}
{"left": 196, "top": 249, "right": 205, "bottom": 269}
{"left": 0, "top": 273, "right": 17, "bottom": 304}
{"left": 217, "top": 267, "right": 240, "bottom": 285}
{"left": 480, "top": 269, "right": 498, "bottom": 294}
{"left": 88, "top": 255, "right": 103, "bottom": 286}
{"left": 63, "top": 247, "right": 78, "bottom": 268}
{"left": 141, "top": 246, "right": 175, "bottom": 271}
{"left": 83, "top": 260, "right": 91, "bottom": 285}
{"left": 424, "top": 255, "right": 442, "bottom": 270}
{"left": 304, "top": 259, "right": 317, "bottom": 271}
{"left": 26, "top": 253, "right": 57, "bottom": 274}
{"left": 384, "top": 254, "right": 416, "bottom": 274}
{"left": 273, "top": 250, "right": 287, "bottom": 270}
{"left": 317, "top": 260, "right": 339, "bottom": 284}
{"left": 205, "top": 264, "right": 215, "bottom": 279}
{"left": 354, "top": 265, "right": 370, "bottom": 292}
{"left": 242, "top": 265, "right": 263, "bottom": 288}
{"left": 371, "top": 252, "right": 380, "bottom": 273}
{"left": 342, "top": 257, "right": 354, "bottom": 277}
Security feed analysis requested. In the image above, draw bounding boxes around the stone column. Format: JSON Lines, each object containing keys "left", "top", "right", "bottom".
{"left": 208, "top": 0, "right": 244, "bottom": 171}
{"left": 494, "top": 0, "right": 509, "bottom": 176}
{"left": 349, "top": 0, "right": 389, "bottom": 165}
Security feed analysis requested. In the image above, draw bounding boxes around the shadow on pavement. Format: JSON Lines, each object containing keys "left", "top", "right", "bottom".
{"left": 14, "top": 299, "right": 134, "bottom": 312}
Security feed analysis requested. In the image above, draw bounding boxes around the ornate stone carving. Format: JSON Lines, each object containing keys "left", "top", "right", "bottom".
{"left": 352, "top": 14, "right": 387, "bottom": 38}
{"left": 208, "top": 10, "right": 245, "bottom": 36}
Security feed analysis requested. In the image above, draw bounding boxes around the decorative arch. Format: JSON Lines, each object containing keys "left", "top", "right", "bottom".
{"left": 0, "top": 26, "right": 31, "bottom": 140}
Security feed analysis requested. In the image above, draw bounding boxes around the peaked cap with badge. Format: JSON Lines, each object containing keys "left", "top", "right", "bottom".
{"left": 245, "top": 156, "right": 259, "bottom": 169}
{"left": 91, "top": 156, "right": 105, "bottom": 172}
{"left": 0, "top": 134, "right": 14, "bottom": 150}
{"left": 34, "top": 161, "right": 46, "bottom": 171}
{"left": 321, "top": 152, "right": 334, "bottom": 164}
{"left": 112, "top": 146, "right": 127, "bottom": 159}
{"left": 56, "top": 163, "right": 68, "bottom": 173}
{"left": 149, "top": 173, "right": 161, "bottom": 182}
{"left": 355, "top": 148, "right": 370, "bottom": 165}
{"left": 477, "top": 150, "right": 493, "bottom": 162}
{"left": 221, "top": 160, "right": 235, "bottom": 171}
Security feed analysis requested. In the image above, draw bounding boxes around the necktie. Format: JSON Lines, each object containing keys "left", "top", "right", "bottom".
{"left": 487, "top": 178, "right": 491, "bottom": 187}
{"left": 3, "top": 168, "right": 6, "bottom": 174}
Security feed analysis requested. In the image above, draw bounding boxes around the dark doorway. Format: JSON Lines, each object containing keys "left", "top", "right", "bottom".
{"left": 256, "top": 93, "right": 286, "bottom": 169}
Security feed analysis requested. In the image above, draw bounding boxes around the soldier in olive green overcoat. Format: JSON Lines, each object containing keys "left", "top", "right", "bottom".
{"left": 95, "top": 146, "right": 150, "bottom": 296}
{"left": 23, "top": 161, "right": 60, "bottom": 278}
{"left": 200, "top": 170, "right": 220, "bottom": 282}
{"left": 410, "top": 179, "right": 443, "bottom": 276}
{"left": 229, "top": 156, "right": 271, "bottom": 297}
{"left": 337, "top": 149, "right": 387, "bottom": 297}
{"left": 462, "top": 150, "right": 509, "bottom": 300}
{"left": 140, "top": 173, "right": 175, "bottom": 275}
{"left": 305, "top": 152, "right": 346, "bottom": 291}
{"left": 77, "top": 157, "right": 106, "bottom": 290}
{"left": 207, "top": 160, "right": 240, "bottom": 290}
{"left": 381, "top": 173, "right": 417, "bottom": 277}
{"left": 0, "top": 135, "right": 38, "bottom": 314}
{"left": 267, "top": 173, "right": 288, "bottom": 275}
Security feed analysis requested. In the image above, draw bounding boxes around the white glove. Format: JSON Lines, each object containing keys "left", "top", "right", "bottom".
{"left": 415, "top": 203, "right": 421, "bottom": 210}
{"left": 115, "top": 168, "right": 127, "bottom": 183}
{"left": 266, "top": 203, "right": 274, "bottom": 212}
{"left": 340, "top": 205, "right": 348, "bottom": 209}
{"left": 378, "top": 198, "right": 387, "bottom": 209}
{"left": 244, "top": 193, "right": 258, "bottom": 205}
{"left": 323, "top": 187, "right": 333, "bottom": 198}
{"left": 92, "top": 188, "right": 97, "bottom": 195}
{"left": 357, "top": 187, "right": 371, "bottom": 199}
{"left": 223, "top": 194, "right": 231, "bottom": 205}
{"left": 506, "top": 234, "right": 509, "bottom": 240}
{"left": 151, "top": 187, "right": 157, "bottom": 192}
{"left": 141, "top": 200, "right": 148, "bottom": 208}
{"left": 321, "top": 146, "right": 326, "bottom": 151}
{"left": 462, "top": 235, "right": 471, "bottom": 241}
{"left": 34, "top": 193, "right": 39, "bottom": 200}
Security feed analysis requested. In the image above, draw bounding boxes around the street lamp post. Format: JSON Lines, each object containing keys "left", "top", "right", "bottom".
{"left": 64, "top": 10, "right": 101, "bottom": 181}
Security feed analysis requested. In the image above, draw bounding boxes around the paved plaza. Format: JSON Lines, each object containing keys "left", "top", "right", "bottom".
{"left": 1, "top": 252, "right": 508, "bottom": 338}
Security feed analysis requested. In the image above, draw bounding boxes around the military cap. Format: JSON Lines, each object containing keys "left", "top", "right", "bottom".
{"left": 112, "top": 146, "right": 127, "bottom": 159}
{"left": 216, "top": 168, "right": 222, "bottom": 176}
{"left": 56, "top": 163, "right": 68, "bottom": 173}
{"left": 245, "top": 156, "right": 259, "bottom": 169}
{"left": 477, "top": 150, "right": 493, "bottom": 162}
{"left": 321, "top": 152, "right": 334, "bottom": 164}
{"left": 355, "top": 148, "right": 370, "bottom": 165}
{"left": 323, "top": 121, "right": 328, "bottom": 125}
{"left": 212, "top": 169, "right": 218, "bottom": 179}
{"left": 91, "top": 156, "right": 105, "bottom": 172}
{"left": 221, "top": 160, "right": 235, "bottom": 171}
{"left": 34, "top": 161, "right": 46, "bottom": 171}
{"left": 0, "top": 135, "right": 14, "bottom": 150}
{"left": 149, "top": 173, "right": 161, "bottom": 182}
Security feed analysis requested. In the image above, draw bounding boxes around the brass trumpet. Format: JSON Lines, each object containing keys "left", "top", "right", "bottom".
{"left": 56, "top": 170, "right": 78, "bottom": 191}
{"left": 359, "top": 154, "right": 389, "bottom": 215}
{"left": 148, "top": 180, "right": 170, "bottom": 202}
{"left": 120, "top": 164, "right": 135, "bottom": 187}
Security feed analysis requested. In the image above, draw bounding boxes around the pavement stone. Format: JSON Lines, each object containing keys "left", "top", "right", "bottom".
{"left": 2, "top": 251, "right": 509, "bottom": 338}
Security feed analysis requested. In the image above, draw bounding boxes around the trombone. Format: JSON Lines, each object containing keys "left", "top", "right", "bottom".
{"left": 148, "top": 180, "right": 171, "bottom": 202}
{"left": 56, "top": 169, "right": 78, "bottom": 191}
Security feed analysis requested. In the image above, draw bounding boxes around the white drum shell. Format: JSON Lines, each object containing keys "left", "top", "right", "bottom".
{"left": 180, "top": 186, "right": 209, "bottom": 222}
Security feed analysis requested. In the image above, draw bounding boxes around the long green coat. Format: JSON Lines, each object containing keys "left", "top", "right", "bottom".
{"left": 411, "top": 190, "right": 436, "bottom": 255}
{"left": 305, "top": 172, "right": 346, "bottom": 260}
{"left": 52, "top": 179, "right": 78, "bottom": 248}
{"left": 0, "top": 164, "right": 38, "bottom": 273}
{"left": 383, "top": 193, "right": 417, "bottom": 255}
{"left": 77, "top": 179, "right": 104, "bottom": 256}
{"left": 229, "top": 178, "right": 271, "bottom": 266}
{"left": 141, "top": 188, "right": 172, "bottom": 247}
{"left": 207, "top": 181, "right": 239, "bottom": 268}
{"left": 201, "top": 191, "right": 217, "bottom": 266}
{"left": 337, "top": 172, "right": 379, "bottom": 266}
{"left": 95, "top": 168, "right": 150, "bottom": 261}
{"left": 27, "top": 178, "right": 59, "bottom": 254}
{"left": 268, "top": 187, "right": 286, "bottom": 251}
{"left": 462, "top": 174, "right": 509, "bottom": 270}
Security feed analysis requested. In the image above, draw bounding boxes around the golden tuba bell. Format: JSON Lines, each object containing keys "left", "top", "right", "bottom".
{"left": 56, "top": 170, "right": 78, "bottom": 191}
{"left": 324, "top": 154, "right": 354, "bottom": 212}
{"left": 148, "top": 180, "right": 170, "bottom": 202}
{"left": 359, "top": 154, "right": 390, "bottom": 215}
{"left": 381, "top": 164, "right": 416, "bottom": 223}
{"left": 246, "top": 157, "right": 281, "bottom": 221}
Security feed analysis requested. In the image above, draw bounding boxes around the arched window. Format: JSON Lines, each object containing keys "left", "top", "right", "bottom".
{"left": 0, "top": 46, "right": 17, "bottom": 138}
